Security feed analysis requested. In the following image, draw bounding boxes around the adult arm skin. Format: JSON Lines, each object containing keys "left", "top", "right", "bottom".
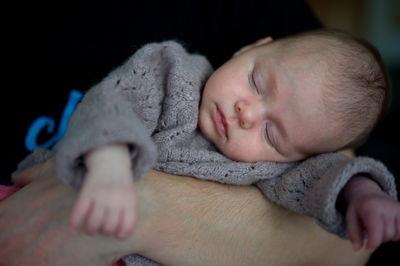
{"left": 1, "top": 159, "right": 370, "bottom": 266}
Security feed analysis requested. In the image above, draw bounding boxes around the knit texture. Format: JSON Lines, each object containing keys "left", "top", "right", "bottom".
{"left": 16, "top": 41, "right": 398, "bottom": 266}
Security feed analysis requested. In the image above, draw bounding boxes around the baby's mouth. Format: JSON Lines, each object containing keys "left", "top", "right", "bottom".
{"left": 214, "top": 105, "right": 228, "bottom": 138}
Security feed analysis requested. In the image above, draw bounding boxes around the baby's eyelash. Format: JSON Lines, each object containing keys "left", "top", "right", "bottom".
{"left": 264, "top": 122, "right": 278, "bottom": 152}
{"left": 249, "top": 71, "right": 260, "bottom": 94}
{"left": 264, "top": 123, "right": 272, "bottom": 146}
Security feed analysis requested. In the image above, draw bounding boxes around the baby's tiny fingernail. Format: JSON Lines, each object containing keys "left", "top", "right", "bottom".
{"left": 354, "top": 240, "right": 364, "bottom": 251}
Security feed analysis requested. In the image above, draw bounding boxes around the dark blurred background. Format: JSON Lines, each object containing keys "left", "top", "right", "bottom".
{"left": 307, "top": 0, "right": 400, "bottom": 264}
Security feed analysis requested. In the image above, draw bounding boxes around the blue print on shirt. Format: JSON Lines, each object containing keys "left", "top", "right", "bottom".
{"left": 25, "top": 90, "right": 83, "bottom": 151}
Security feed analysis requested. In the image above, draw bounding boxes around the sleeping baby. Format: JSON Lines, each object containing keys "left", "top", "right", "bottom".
{"left": 19, "top": 29, "right": 399, "bottom": 264}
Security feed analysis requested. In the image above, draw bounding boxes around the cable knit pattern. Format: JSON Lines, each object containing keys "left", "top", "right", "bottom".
{"left": 15, "top": 41, "right": 398, "bottom": 266}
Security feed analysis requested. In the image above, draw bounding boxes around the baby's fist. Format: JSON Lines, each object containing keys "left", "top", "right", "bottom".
{"left": 70, "top": 167, "right": 138, "bottom": 240}
{"left": 346, "top": 190, "right": 400, "bottom": 251}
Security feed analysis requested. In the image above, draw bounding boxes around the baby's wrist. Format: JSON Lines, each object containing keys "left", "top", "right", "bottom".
{"left": 84, "top": 143, "right": 132, "bottom": 167}
{"left": 343, "top": 176, "right": 384, "bottom": 204}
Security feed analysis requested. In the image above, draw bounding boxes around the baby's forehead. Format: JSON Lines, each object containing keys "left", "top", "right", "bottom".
{"left": 258, "top": 41, "right": 333, "bottom": 80}
{"left": 273, "top": 35, "right": 344, "bottom": 60}
{"left": 254, "top": 36, "right": 351, "bottom": 98}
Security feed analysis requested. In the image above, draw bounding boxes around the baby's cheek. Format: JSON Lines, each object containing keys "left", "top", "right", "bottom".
{"left": 221, "top": 143, "right": 259, "bottom": 163}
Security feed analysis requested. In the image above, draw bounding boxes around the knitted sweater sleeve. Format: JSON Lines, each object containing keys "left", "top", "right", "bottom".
{"left": 256, "top": 152, "right": 398, "bottom": 237}
{"left": 52, "top": 43, "right": 177, "bottom": 188}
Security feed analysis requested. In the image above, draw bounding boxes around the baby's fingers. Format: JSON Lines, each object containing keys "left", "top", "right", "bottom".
{"left": 70, "top": 198, "right": 93, "bottom": 230}
{"left": 346, "top": 208, "right": 363, "bottom": 250}
{"left": 389, "top": 215, "right": 400, "bottom": 242}
{"left": 101, "top": 208, "right": 120, "bottom": 235}
{"left": 365, "top": 214, "right": 383, "bottom": 251}
{"left": 117, "top": 208, "right": 137, "bottom": 240}
{"left": 86, "top": 204, "right": 106, "bottom": 234}
{"left": 383, "top": 216, "right": 395, "bottom": 243}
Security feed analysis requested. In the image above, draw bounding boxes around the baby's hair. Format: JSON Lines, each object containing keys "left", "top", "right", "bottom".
{"left": 283, "top": 29, "right": 390, "bottom": 150}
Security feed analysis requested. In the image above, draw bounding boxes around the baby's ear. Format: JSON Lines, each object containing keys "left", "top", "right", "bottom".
{"left": 233, "top": 37, "right": 273, "bottom": 57}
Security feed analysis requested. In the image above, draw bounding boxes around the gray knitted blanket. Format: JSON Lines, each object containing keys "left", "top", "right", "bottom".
{"left": 17, "top": 41, "right": 397, "bottom": 266}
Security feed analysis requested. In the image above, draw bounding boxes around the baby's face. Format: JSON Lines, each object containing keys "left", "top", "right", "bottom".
{"left": 199, "top": 39, "right": 347, "bottom": 162}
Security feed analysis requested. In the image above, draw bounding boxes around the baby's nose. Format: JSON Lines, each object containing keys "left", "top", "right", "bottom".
{"left": 235, "top": 100, "right": 263, "bottom": 129}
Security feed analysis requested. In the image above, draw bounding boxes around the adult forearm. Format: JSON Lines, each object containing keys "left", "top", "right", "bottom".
{"left": 133, "top": 170, "right": 269, "bottom": 265}
{"left": 134, "top": 170, "right": 371, "bottom": 266}
{"left": 3, "top": 161, "right": 370, "bottom": 266}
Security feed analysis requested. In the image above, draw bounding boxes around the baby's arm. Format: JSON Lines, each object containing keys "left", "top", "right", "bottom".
{"left": 70, "top": 143, "right": 138, "bottom": 240}
{"left": 342, "top": 176, "right": 400, "bottom": 251}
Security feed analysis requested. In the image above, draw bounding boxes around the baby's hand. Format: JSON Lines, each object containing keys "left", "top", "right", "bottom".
{"left": 70, "top": 166, "right": 137, "bottom": 240}
{"left": 344, "top": 176, "right": 400, "bottom": 251}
